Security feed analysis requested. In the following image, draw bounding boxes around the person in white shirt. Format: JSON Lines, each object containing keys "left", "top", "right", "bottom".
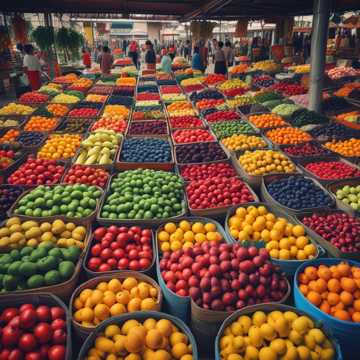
{"left": 23, "top": 44, "right": 41, "bottom": 90}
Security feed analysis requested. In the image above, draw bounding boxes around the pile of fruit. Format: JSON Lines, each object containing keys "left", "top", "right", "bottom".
{"left": 120, "top": 138, "right": 172, "bottom": 163}
{"left": 19, "top": 92, "right": 49, "bottom": 104}
{"left": 282, "top": 142, "right": 331, "bottom": 158}
{"left": 0, "top": 149, "right": 17, "bottom": 170}
{"left": 266, "top": 175, "right": 334, "bottom": 210}
{"left": 219, "top": 309, "right": 335, "bottom": 360}
{"left": 186, "top": 177, "right": 255, "bottom": 210}
{"left": 162, "top": 93, "right": 187, "bottom": 102}
{"left": 74, "top": 130, "right": 121, "bottom": 166}
{"left": 227, "top": 95, "right": 255, "bottom": 108}
{"left": 205, "top": 110, "right": 240, "bottom": 123}
{"left": 327, "top": 66, "right": 359, "bottom": 80}
{"left": 103, "top": 105, "right": 130, "bottom": 121}
{"left": 157, "top": 220, "right": 224, "bottom": 252}
{"left": 73, "top": 276, "right": 159, "bottom": 327}
{"left": 160, "top": 85, "right": 182, "bottom": 94}
{"left": 0, "top": 119, "right": 21, "bottom": 128}
{"left": 217, "top": 79, "right": 248, "bottom": 92}
{"left": 63, "top": 165, "right": 109, "bottom": 188}
{"left": 90, "top": 86, "right": 114, "bottom": 95}
{"left": 238, "top": 150, "right": 296, "bottom": 176}
{"left": 84, "top": 317, "right": 194, "bottom": 359}
{"left": 248, "top": 113, "right": 288, "bottom": 129}
{"left": 221, "top": 134, "right": 267, "bottom": 151}
{"left": 167, "top": 102, "right": 195, "bottom": 117}
{"left": 298, "top": 261, "right": 360, "bottom": 322}
{"left": 91, "top": 118, "right": 127, "bottom": 133}
{"left": 324, "top": 138, "right": 360, "bottom": 158}
{"left": 228, "top": 204, "right": 317, "bottom": 260}
{"left": 309, "top": 122, "right": 360, "bottom": 141}
{"left": 13, "top": 184, "right": 102, "bottom": 218}
{"left": 0, "top": 103, "right": 34, "bottom": 115}
{"left": 0, "top": 302, "right": 68, "bottom": 360}
{"left": 172, "top": 129, "right": 215, "bottom": 144}
{"left": 335, "top": 184, "right": 360, "bottom": 211}
{"left": 272, "top": 103, "right": 302, "bottom": 117}
{"left": 16, "top": 132, "right": 45, "bottom": 148}
{"left": 169, "top": 116, "right": 204, "bottom": 129}
{"left": 8, "top": 157, "right": 65, "bottom": 186}
{"left": 85, "top": 94, "right": 108, "bottom": 103}
{"left": 86, "top": 225, "right": 153, "bottom": 272}
{"left": 290, "top": 109, "right": 329, "bottom": 128}
{"left": 24, "top": 116, "right": 59, "bottom": 132}
{"left": 210, "top": 120, "right": 255, "bottom": 140}
{"left": 37, "top": 134, "right": 82, "bottom": 160}
{"left": 0, "top": 217, "right": 87, "bottom": 250}
{"left": 180, "top": 162, "right": 237, "bottom": 181}
{"left": 304, "top": 160, "right": 360, "bottom": 180}
{"left": 204, "top": 73, "right": 226, "bottom": 85}
{"left": 100, "top": 169, "right": 184, "bottom": 220}
{"left": 0, "top": 129, "right": 20, "bottom": 144}
{"left": 271, "top": 83, "right": 307, "bottom": 96}
{"left": 176, "top": 142, "right": 227, "bottom": 164}
{"left": 265, "top": 127, "right": 313, "bottom": 145}
{"left": 301, "top": 212, "right": 360, "bottom": 253}
{"left": 0, "top": 186, "right": 23, "bottom": 219}
{"left": 252, "top": 75, "right": 275, "bottom": 88}
{"left": 46, "top": 104, "right": 69, "bottom": 117}
{"left": 251, "top": 60, "right": 279, "bottom": 72}
{"left": 128, "top": 121, "right": 168, "bottom": 136}
{"left": 160, "top": 243, "right": 289, "bottom": 307}
{"left": 51, "top": 94, "right": 80, "bottom": 104}
{"left": 183, "top": 84, "right": 205, "bottom": 93}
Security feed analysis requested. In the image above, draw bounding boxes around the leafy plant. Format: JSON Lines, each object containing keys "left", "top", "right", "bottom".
{"left": 55, "top": 27, "right": 84, "bottom": 62}
{"left": 31, "top": 26, "right": 55, "bottom": 51}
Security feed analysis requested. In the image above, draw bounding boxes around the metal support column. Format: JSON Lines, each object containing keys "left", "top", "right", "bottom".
{"left": 309, "top": 0, "right": 330, "bottom": 112}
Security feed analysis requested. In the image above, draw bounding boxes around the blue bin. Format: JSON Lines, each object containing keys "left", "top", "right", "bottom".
{"left": 78, "top": 311, "right": 199, "bottom": 359}
{"left": 294, "top": 258, "right": 360, "bottom": 359}
{"left": 155, "top": 216, "right": 233, "bottom": 323}
{"left": 215, "top": 303, "right": 343, "bottom": 360}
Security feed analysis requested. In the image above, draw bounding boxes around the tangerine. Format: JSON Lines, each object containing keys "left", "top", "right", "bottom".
{"left": 333, "top": 310, "right": 351, "bottom": 321}
{"left": 307, "top": 291, "right": 321, "bottom": 306}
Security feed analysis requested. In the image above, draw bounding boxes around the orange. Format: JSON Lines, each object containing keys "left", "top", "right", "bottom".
{"left": 328, "top": 279, "right": 341, "bottom": 293}
{"left": 308, "top": 281, "right": 317, "bottom": 292}
{"left": 340, "top": 291, "right": 353, "bottom": 306}
{"left": 298, "top": 273, "right": 309, "bottom": 285}
{"left": 299, "top": 285, "right": 308, "bottom": 296}
{"left": 337, "top": 262, "right": 351, "bottom": 277}
{"left": 352, "top": 312, "right": 360, "bottom": 322}
{"left": 327, "top": 292, "right": 340, "bottom": 306}
{"left": 315, "top": 279, "right": 327, "bottom": 293}
{"left": 341, "top": 277, "right": 356, "bottom": 292}
{"left": 320, "top": 301, "right": 331, "bottom": 314}
{"left": 307, "top": 291, "right": 321, "bottom": 306}
{"left": 318, "top": 267, "right": 332, "bottom": 281}
{"left": 333, "top": 310, "right": 351, "bottom": 322}
{"left": 304, "top": 267, "right": 318, "bottom": 281}
{"left": 354, "top": 299, "right": 360, "bottom": 311}
{"left": 321, "top": 291, "right": 329, "bottom": 300}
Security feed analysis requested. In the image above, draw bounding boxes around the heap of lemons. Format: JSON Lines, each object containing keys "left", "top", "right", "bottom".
{"left": 0, "top": 217, "right": 87, "bottom": 250}
{"left": 0, "top": 102, "right": 34, "bottom": 115}
{"left": 86, "top": 318, "right": 193, "bottom": 360}
{"left": 73, "top": 277, "right": 159, "bottom": 328}
{"left": 219, "top": 310, "right": 335, "bottom": 360}
{"left": 228, "top": 205, "right": 317, "bottom": 261}
{"left": 157, "top": 220, "right": 223, "bottom": 252}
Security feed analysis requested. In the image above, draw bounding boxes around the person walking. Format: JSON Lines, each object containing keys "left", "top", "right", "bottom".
{"left": 128, "top": 40, "right": 139, "bottom": 68}
{"left": 99, "top": 46, "right": 114, "bottom": 75}
{"left": 23, "top": 44, "right": 41, "bottom": 90}
{"left": 214, "top": 41, "right": 227, "bottom": 75}
{"left": 82, "top": 48, "right": 91, "bottom": 68}
{"left": 223, "top": 40, "right": 234, "bottom": 67}
{"left": 145, "top": 40, "right": 156, "bottom": 70}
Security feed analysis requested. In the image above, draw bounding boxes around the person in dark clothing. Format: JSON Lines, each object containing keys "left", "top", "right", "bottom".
{"left": 145, "top": 40, "right": 156, "bottom": 70}
{"left": 184, "top": 40, "right": 191, "bottom": 60}
{"left": 214, "top": 41, "right": 227, "bottom": 75}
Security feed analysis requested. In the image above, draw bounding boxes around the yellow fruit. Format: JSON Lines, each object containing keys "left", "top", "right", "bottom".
{"left": 252, "top": 311, "right": 267, "bottom": 326}
{"left": 194, "top": 233, "right": 207, "bottom": 243}
{"left": 105, "top": 324, "right": 121, "bottom": 338}
{"left": 95, "top": 337, "right": 114, "bottom": 352}
{"left": 146, "top": 329, "right": 163, "bottom": 350}
{"left": 161, "top": 242, "right": 170, "bottom": 252}
{"left": 153, "top": 349, "right": 171, "bottom": 360}
{"left": 260, "top": 323, "right": 276, "bottom": 341}
{"left": 90, "top": 289, "right": 104, "bottom": 306}
{"left": 141, "top": 298, "right": 157, "bottom": 311}
{"left": 116, "top": 290, "right": 130, "bottom": 305}
{"left": 233, "top": 336, "right": 245, "bottom": 352}
{"left": 179, "top": 220, "right": 191, "bottom": 232}
{"left": 308, "top": 328, "right": 325, "bottom": 344}
{"left": 248, "top": 326, "right": 263, "bottom": 347}
{"left": 305, "top": 333, "right": 316, "bottom": 350}
{"left": 292, "top": 316, "right": 310, "bottom": 335}
{"left": 297, "top": 345, "right": 310, "bottom": 360}
{"left": 259, "top": 347, "right": 277, "bottom": 360}
{"left": 164, "top": 223, "right": 177, "bottom": 233}
{"left": 79, "top": 288, "right": 93, "bottom": 303}
{"left": 304, "top": 244, "right": 316, "bottom": 257}
{"left": 292, "top": 225, "right": 305, "bottom": 237}
{"left": 180, "top": 355, "right": 193, "bottom": 360}
{"left": 206, "top": 232, "right": 218, "bottom": 242}
{"left": 192, "top": 222, "right": 205, "bottom": 234}
{"left": 170, "top": 241, "right": 182, "bottom": 251}
{"left": 283, "top": 311, "right": 298, "bottom": 323}
{"left": 94, "top": 304, "right": 110, "bottom": 320}
{"left": 279, "top": 249, "right": 290, "bottom": 260}
{"left": 127, "top": 298, "right": 141, "bottom": 312}
{"left": 274, "top": 317, "right": 290, "bottom": 337}
{"left": 270, "top": 338, "right": 286, "bottom": 355}
{"left": 110, "top": 303, "right": 126, "bottom": 316}
{"left": 103, "top": 292, "right": 116, "bottom": 307}
{"left": 130, "top": 286, "right": 140, "bottom": 299}
{"left": 170, "top": 332, "right": 188, "bottom": 346}
{"left": 238, "top": 316, "right": 252, "bottom": 333}
{"left": 124, "top": 328, "right": 145, "bottom": 353}
{"left": 158, "top": 231, "right": 170, "bottom": 242}
{"left": 121, "top": 319, "right": 140, "bottom": 335}
{"left": 204, "top": 223, "right": 216, "bottom": 232}
{"left": 107, "top": 279, "right": 122, "bottom": 293}
{"left": 320, "top": 348, "right": 335, "bottom": 360}
{"left": 122, "top": 277, "right": 138, "bottom": 290}
{"left": 245, "top": 345, "right": 259, "bottom": 360}
{"left": 156, "top": 319, "right": 173, "bottom": 337}
{"left": 124, "top": 354, "right": 141, "bottom": 360}
{"left": 172, "top": 342, "right": 189, "bottom": 358}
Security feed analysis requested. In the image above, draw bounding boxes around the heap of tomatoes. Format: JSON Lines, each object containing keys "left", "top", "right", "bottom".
{"left": 0, "top": 303, "right": 67, "bottom": 360}
{"left": 63, "top": 165, "right": 109, "bottom": 188}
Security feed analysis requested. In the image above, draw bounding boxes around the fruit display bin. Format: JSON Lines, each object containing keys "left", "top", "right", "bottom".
{"left": 185, "top": 176, "right": 259, "bottom": 218}
{"left": 232, "top": 149, "right": 299, "bottom": 190}
{"left": 225, "top": 134, "right": 272, "bottom": 159}
{"left": 0, "top": 152, "right": 26, "bottom": 179}
{"left": 155, "top": 217, "right": 234, "bottom": 322}
{"left": 191, "top": 278, "right": 290, "bottom": 354}
{"left": 15, "top": 132, "right": 48, "bottom": 153}
{"left": 169, "top": 117, "right": 207, "bottom": 130}
{"left": 56, "top": 117, "right": 95, "bottom": 134}
{"left": 0, "top": 115, "right": 29, "bottom": 130}
{"left": 0, "top": 184, "right": 24, "bottom": 220}
{"left": 215, "top": 303, "right": 343, "bottom": 360}
{"left": 294, "top": 208, "right": 360, "bottom": 260}
{"left": 294, "top": 258, "right": 359, "bottom": 359}
{"left": 327, "top": 178, "right": 360, "bottom": 217}
{"left": 225, "top": 202, "right": 324, "bottom": 275}
{"left": 68, "top": 101, "right": 104, "bottom": 118}
{"left": 8, "top": 184, "right": 104, "bottom": 226}
{"left": 22, "top": 115, "right": 63, "bottom": 134}
{"left": 0, "top": 293, "right": 72, "bottom": 360}
{"left": 297, "top": 155, "right": 360, "bottom": 186}
{"left": 126, "top": 119, "right": 169, "bottom": 137}
{"left": 171, "top": 128, "right": 218, "bottom": 146}
{"left": 261, "top": 173, "right": 336, "bottom": 216}
{"left": 115, "top": 135, "right": 175, "bottom": 171}
{"left": 96, "top": 174, "right": 188, "bottom": 227}
{"left": 78, "top": 311, "right": 199, "bottom": 359}
{"left": 69, "top": 271, "right": 163, "bottom": 340}
{"left": 82, "top": 226, "right": 156, "bottom": 278}
{"left": 0, "top": 254, "right": 83, "bottom": 301}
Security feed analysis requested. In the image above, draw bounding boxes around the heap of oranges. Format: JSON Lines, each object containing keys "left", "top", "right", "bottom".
{"left": 0, "top": 129, "right": 20, "bottom": 143}
{"left": 265, "top": 127, "right": 313, "bottom": 145}
{"left": 248, "top": 113, "right": 288, "bottom": 129}
{"left": 47, "top": 103, "right": 69, "bottom": 116}
{"left": 102, "top": 105, "right": 130, "bottom": 120}
{"left": 298, "top": 262, "right": 360, "bottom": 322}
{"left": 73, "top": 277, "right": 160, "bottom": 328}
{"left": 324, "top": 138, "right": 360, "bottom": 158}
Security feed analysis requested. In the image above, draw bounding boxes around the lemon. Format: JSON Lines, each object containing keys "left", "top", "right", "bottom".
{"left": 110, "top": 303, "right": 126, "bottom": 316}
{"left": 141, "top": 298, "right": 157, "bottom": 311}
{"left": 95, "top": 337, "right": 114, "bottom": 352}
{"left": 156, "top": 319, "right": 173, "bottom": 337}
{"left": 179, "top": 220, "right": 191, "bottom": 232}
{"left": 94, "top": 304, "right": 110, "bottom": 320}
{"left": 158, "top": 231, "right": 170, "bottom": 242}
{"left": 161, "top": 242, "right": 170, "bottom": 251}
{"left": 172, "top": 343, "right": 189, "bottom": 358}
{"left": 144, "top": 318, "right": 157, "bottom": 331}
{"left": 204, "top": 222, "right": 216, "bottom": 232}
{"left": 105, "top": 324, "right": 121, "bottom": 338}
{"left": 122, "top": 277, "right": 138, "bottom": 290}
{"left": 164, "top": 223, "right": 177, "bottom": 233}
{"left": 191, "top": 222, "right": 205, "bottom": 234}
{"left": 107, "top": 279, "right": 122, "bottom": 293}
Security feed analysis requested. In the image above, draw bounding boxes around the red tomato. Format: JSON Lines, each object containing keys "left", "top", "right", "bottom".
{"left": 35, "top": 305, "right": 51, "bottom": 322}
{"left": 20, "top": 308, "right": 37, "bottom": 329}
{"left": 19, "top": 333, "right": 37, "bottom": 352}
{"left": 52, "top": 329, "right": 66, "bottom": 344}
{"left": 51, "top": 318, "right": 66, "bottom": 331}
{"left": 48, "top": 345, "right": 66, "bottom": 360}
{"left": 50, "top": 307, "right": 65, "bottom": 321}
{"left": 1, "top": 325, "right": 20, "bottom": 347}
{"left": 0, "top": 308, "right": 19, "bottom": 323}
{"left": 34, "top": 322, "right": 53, "bottom": 344}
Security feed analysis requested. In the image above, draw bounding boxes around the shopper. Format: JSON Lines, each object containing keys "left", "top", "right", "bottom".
{"left": 184, "top": 40, "right": 191, "bottom": 60}
{"left": 191, "top": 47, "right": 203, "bottom": 72}
{"left": 214, "top": 41, "right": 227, "bottom": 75}
{"left": 160, "top": 50, "right": 172, "bottom": 74}
{"left": 199, "top": 40, "right": 209, "bottom": 72}
{"left": 128, "top": 40, "right": 139, "bottom": 68}
{"left": 168, "top": 44, "right": 176, "bottom": 60}
{"left": 100, "top": 46, "right": 114, "bottom": 75}
{"left": 145, "top": 40, "right": 156, "bottom": 70}
{"left": 223, "top": 40, "right": 234, "bottom": 67}
{"left": 95, "top": 45, "right": 102, "bottom": 63}
{"left": 23, "top": 44, "right": 41, "bottom": 90}
{"left": 82, "top": 48, "right": 91, "bottom": 68}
